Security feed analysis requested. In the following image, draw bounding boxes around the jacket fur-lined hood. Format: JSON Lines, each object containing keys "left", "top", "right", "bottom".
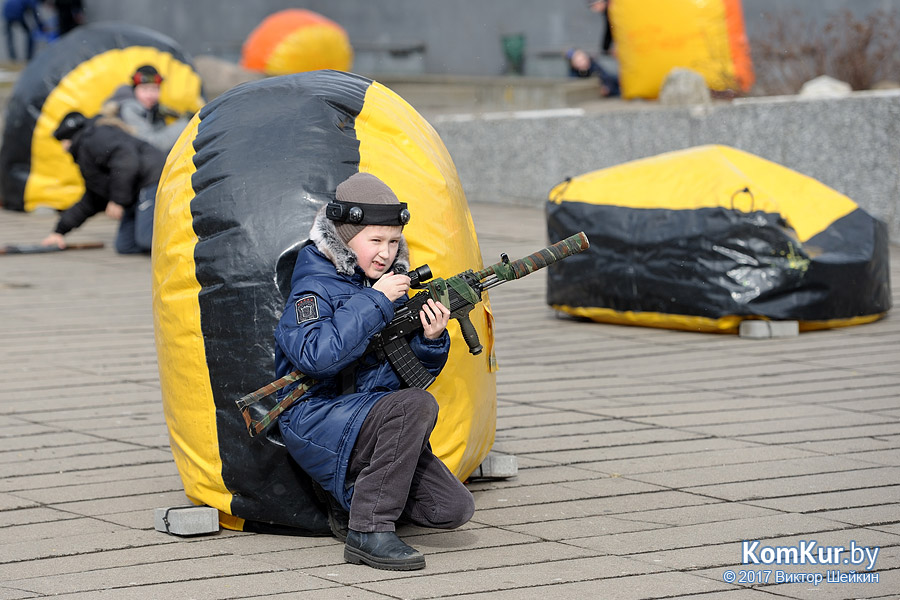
{"left": 309, "top": 206, "right": 410, "bottom": 277}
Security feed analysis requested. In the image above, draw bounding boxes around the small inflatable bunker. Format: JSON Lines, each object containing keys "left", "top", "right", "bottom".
{"left": 546, "top": 145, "right": 892, "bottom": 333}
{"left": 0, "top": 22, "right": 204, "bottom": 213}
{"left": 153, "top": 70, "right": 496, "bottom": 532}
{"left": 241, "top": 9, "right": 353, "bottom": 76}
{"left": 610, "top": 0, "right": 754, "bottom": 99}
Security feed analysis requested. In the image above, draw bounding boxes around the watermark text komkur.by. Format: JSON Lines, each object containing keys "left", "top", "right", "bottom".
{"left": 720, "top": 540, "right": 881, "bottom": 587}
{"left": 742, "top": 540, "right": 879, "bottom": 571}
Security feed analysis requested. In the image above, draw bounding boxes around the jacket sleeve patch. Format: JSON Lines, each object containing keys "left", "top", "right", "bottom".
{"left": 295, "top": 295, "right": 319, "bottom": 324}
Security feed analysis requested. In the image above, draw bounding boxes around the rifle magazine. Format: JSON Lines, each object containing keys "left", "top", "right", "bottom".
{"left": 383, "top": 338, "right": 436, "bottom": 389}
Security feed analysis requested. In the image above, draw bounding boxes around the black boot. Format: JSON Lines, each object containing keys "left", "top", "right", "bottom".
{"left": 311, "top": 481, "right": 349, "bottom": 542}
{"left": 344, "top": 530, "right": 425, "bottom": 571}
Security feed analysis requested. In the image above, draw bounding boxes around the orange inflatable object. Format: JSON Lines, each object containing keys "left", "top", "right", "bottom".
{"left": 241, "top": 9, "right": 353, "bottom": 75}
{"left": 610, "top": 0, "right": 754, "bottom": 99}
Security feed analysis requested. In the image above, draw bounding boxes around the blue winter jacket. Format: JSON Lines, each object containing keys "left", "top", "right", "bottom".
{"left": 275, "top": 241, "right": 449, "bottom": 511}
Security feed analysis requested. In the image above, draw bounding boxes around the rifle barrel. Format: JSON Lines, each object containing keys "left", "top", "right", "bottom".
{"left": 474, "top": 231, "right": 589, "bottom": 282}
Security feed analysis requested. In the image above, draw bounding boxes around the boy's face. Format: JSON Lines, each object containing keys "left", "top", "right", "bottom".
{"left": 347, "top": 225, "right": 403, "bottom": 280}
{"left": 134, "top": 83, "right": 161, "bottom": 110}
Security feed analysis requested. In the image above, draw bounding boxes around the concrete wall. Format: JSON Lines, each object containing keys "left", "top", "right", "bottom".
{"left": 82, "top": 0, "right": 900, "bottom": 77}
{"left": 431, "top": 91, "right": 900, "bottom": 241}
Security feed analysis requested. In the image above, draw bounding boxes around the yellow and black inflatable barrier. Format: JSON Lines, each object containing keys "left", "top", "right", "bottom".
{"left": 547, "top": 145, "right": 892, "bottom": 333}
{"left": 153, "top": 70, "right": 496, "bottom": 533}
{"left": 0, "top": 22, "right": 204, "bottom": 212}
{"left": 610, "top": 0, "right": 754, "bottom": 99}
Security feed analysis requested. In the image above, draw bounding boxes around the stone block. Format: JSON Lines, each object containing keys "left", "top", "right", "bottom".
{"left": 154, "top": 506, "right": 219, "bottom": 536}
{"left": 739, "top": 320, "right": 799, "bottom": 339}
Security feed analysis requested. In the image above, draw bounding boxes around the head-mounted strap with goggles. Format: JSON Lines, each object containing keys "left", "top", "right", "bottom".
{"left": 325, "top": 201, "right": 411, "bottom": 226}
{"left": 133, "top": 72, "right": 164, "bottom": 86}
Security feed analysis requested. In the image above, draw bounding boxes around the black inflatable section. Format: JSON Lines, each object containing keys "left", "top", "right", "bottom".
{"left": 189, "top": 72, "right": 373, "bottom": 533}
{"left": 546, "top": 201, "right": 892, "bottom": 321}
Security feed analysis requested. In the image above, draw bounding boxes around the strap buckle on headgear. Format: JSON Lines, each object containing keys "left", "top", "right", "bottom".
{"left": 325, "top": 201, "right": 411, "bottom": 226}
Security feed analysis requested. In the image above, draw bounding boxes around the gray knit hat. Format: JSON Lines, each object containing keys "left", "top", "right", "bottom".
{"left": 332, "top": 173, "right": 405, "bottom": 244}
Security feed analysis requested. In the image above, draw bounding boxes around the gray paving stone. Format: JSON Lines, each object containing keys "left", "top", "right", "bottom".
{"left": 568, "top": 513, "right": 851, "bottom": 555}
{"left": 474, "top": 478, "right": 664, "bottom": 508}
{"left": 628, "top": 455, "right": 883, "bottom": 489}
{"left": 631, "top": 404, "right": 860, "bottom": 429}
{"left": 505, "top": 514, "right": 669, "bottom": 541}
{"left": 24, "top": 571, "right": 339, "bottom": 600}
{"left": 516, "top": 436, "right": 753, "bottom": 465}
{"left": 807, "top": 505, "right": 900, "bottom": 527}
{"left": 465, "top": 463, "right": 605, "bottom": 488}
{"left": 613, "top": 502, "right": 782, "bottom": 527}
{"left": 786, "top": 437, "right": 900, "bottom": 456}
{"left": 473, "top": 490, "right": 718, "bottom": 527}
{"left": 360, "top": 570, "right": 730, "bottom": 600}
{"left": 0, "top": 493, "right": 37, "bottom": 511}
{"left": 0, "top": 462, "right": 179, "bottom": 493}
{"left": 305, "top": 539, "right": 601, "bottom": 585}
{"left": 1, "top": 449, "right": 171, "bottom": 478}
{"left": 0, "top": 586, "right": 39, "bottom": 600}
{"left": 347, "top": 555, "right": 672, "bottom": 598}
{"left": 0, "top": 507, "right": 80, "bottom": 528}
{"left": 685, "top": 467, "right": 900, "bottom": 502}
{"left": 681, "top": 413, "right": 895, "bottom": 438}
{"left": 11, "top": 474, "right": 184, "bottom": 504}
{"left": 0, "top": 440, "right": 140, "bottom": 465}
{"left": 844, "top": 449, "right": 900, "bottom": 467}
{"left": 499, "top": 427, "right": 705, "bottom": 456}
{"left": 575, "top": 445, "right": 817, "bottom": 477}
{"left": 497, "top": 418, "right": 649, "bottom": 440}
{"left": 746, "top": 485, "right": 900, "bottom": 513}
{"left": 736, "top": 423, "right": 900, "bottom": 445}
{"left": 6, "top": 554, "right": 287, "bottom": 595}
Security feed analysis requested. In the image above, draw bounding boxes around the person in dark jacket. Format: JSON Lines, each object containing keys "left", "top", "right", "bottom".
{"left": 275, "top": 172, "right": 475, "bottom": 571}
{"left": 41, "top": 111, "right": 166, "bottom": 254}
{"left": 566, "top": 47, "right": 620, "bottom": 97}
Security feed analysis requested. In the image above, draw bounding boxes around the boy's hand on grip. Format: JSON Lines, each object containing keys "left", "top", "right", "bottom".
{"left": 420, "top": 299, "right": 450, "bottom": 339}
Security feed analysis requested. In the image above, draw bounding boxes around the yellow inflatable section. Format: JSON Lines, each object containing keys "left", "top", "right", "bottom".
{"left": 153, "top": 71, "right": 495, "bottom": 533}
{"left": 30, "top": 48, "right": 203, "bottom": 212}
{"left": 610, "top": 0, "right": 754, "bottom": 99}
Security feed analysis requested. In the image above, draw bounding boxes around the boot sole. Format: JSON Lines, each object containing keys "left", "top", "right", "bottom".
{"left": 344, "top": 546, "right": 426, "bottom": 571}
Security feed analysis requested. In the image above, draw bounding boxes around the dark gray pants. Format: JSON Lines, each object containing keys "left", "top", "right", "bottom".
{"left": 347, "top": 388, "right": 475, "bottom": 533}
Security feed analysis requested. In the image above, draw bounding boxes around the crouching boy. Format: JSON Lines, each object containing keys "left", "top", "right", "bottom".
{"left": 275, "top": 172, "right": 475, "bottom": 571}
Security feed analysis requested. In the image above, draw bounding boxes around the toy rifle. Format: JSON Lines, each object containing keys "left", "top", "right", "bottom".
{"left": 0, "top": 242, "right": 104, "bottom": 255}
{"left": 236, "top": 231, "right": 590, "bottom": 438}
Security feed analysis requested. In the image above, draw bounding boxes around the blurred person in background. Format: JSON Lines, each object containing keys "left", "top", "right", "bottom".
{"left": 41, "top": 111, "right": 166, "bottom": 255}
{"left": 566, "top": 47, "right": 620, "bottom": 97}
{"left": 100, "top": 64, "right": 191, "bottom": 152}
{"left": 3, "top": 0, "right": 44, "bottom": 60}
{"left": 50, "top": 0, "right": 80, "bottom": 35}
